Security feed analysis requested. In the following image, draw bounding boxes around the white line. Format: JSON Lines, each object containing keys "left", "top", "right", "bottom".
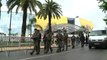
{"left": 19, "top": 51, "right": 71, "bottom": 60}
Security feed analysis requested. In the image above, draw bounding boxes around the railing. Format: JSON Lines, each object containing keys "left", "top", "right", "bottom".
{"left": 0, "top": 40, "right": 34, "bottom": 56}
{"left": 0, "top": 36, "right": 71, "bottom": 56}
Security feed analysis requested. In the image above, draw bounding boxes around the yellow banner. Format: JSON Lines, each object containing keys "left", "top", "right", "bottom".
{"left": 35, "top": 16, "right": 68, "bottom": 30}
{"left": 79, "top": 18, "right": 94, "bottom": 31}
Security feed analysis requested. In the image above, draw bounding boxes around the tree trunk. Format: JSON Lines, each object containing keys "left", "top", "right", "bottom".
{"left": 0, "top": 6, "right": 1, "bottom": 19}
{"left": 29, "top": 25, "right": 32, "bottom": 41}
{"left": 21, "top": 1, "right": 28, "bottom": 42}
{"left": 48, "top": 12, "right": 52, "bottom": 33}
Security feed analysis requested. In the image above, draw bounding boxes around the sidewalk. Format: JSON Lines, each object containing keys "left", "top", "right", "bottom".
{"left": 0, "top": 44, "right": 57, "bottom": 51}
{"left": 0, "top": 47, "right": 60, "bottom": 60}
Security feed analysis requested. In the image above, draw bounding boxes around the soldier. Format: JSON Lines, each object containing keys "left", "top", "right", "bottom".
{"left": 56, "top": 30, "right": 63, "bottom": 52}
{"left": 43, "top": 31, "right": 47, "bottom": 53}
{"left": 45, "top": 30, "right": 53, "bottom": 53}
{"left": 37, "top": 30, "right": 41, "bottom": 54}
{"left": 75, "top": 35, "right": 80, "bottom": 46}
{"left": 79, "top": 32, "right": 85, "bottom": 48}
{"left": 30, "top": 29, "right": 41, "bottom": 55}
{"left": 85, "top": 34, "right": 89, "bottom": 45}
{"left": 62, "top": 30, "right": 68, "bottom": 51}
{"left": 71, "top": 32, "right": 76, "bottom": 49}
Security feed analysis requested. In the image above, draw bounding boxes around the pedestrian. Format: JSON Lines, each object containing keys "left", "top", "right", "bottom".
{"left": 43, "top": 31, "right": 47, "bottom": 53}
{"left": 62, "top": 30, "right": 68, "bottom": 51}
{"left": 75, "top": 35, "right": 80, "bottom": 46}
{"left": 30, "top": 29, "right": 41, "bottom": 55}
{"left": 56, "top": 30, "right": 63, "bottom": 52}
{"left": 85, "top": 34, "right": 89, "bottom": 45}
{"left": 79, "top": 32, "right": 85, "bottom": 48}
{"left": 37, "top": 30, "right": 41, "bottom": 54}
{"left": 71, "top": 32, "right": 76, "bottom": 49}
{"left": 45, "top": 30, "right": 53, "bottom": 54}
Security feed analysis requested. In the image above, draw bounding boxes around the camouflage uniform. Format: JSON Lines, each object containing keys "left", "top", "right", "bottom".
{"left": 63, "top": 32, "right": 68, "bottom": 51}
{"left": 56, "top": 31, "right": 63, "bottom": 52}
{"left": 45, "top": 32, "right": 53, "bottom": 53}
{"left": 80, "top": 33, "right": 85, "bottom": 48}
{"left": 71, "top": 34, "right": 75, "bottom": 49}
{"left": 30, "top": 29, "right": 41, "bottom": 55}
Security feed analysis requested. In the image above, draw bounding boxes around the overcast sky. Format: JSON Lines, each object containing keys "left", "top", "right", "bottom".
{"left": 40, "top": 0, "right": 107, "bottom": 30}
{"left": 0, "top": 0, "right": 106, "bottom": 35}
{"left": 54, "top": 0, "right": 106, "bottom": 30}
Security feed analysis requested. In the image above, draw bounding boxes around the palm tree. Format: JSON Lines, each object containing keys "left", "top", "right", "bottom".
{"left": 104, "top": 18, "right": 107, "bottom": 24}
{"left": 27, "top": 17, "right": 36, "bottom": 37}
{"left": 27, "top": 17, "right": 43, "bottom": 37}
{"left": 98, "top": 0, "right": 107, "bottom": 24}
{"left": 7, "top": 0, "right": 42, "bottom": 41}
{"left": 26, "top": 23, "right": 32, "bottom": 36}
{"left": 37, "top": 0, "right": 62, "bottom": 33}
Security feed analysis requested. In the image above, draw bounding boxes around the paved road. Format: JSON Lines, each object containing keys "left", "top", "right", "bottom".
{"left": 0, "top": 46, "right": 107, "bottom": 60}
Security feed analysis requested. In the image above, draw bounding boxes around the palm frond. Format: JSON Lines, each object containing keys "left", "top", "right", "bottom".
{"left": 29, "top": 0, "right": 37, "bottom": 14}
{"left": 35, "top": 24, "right": 43, "bottom": 31}
{"left": 16, "top": 5, "right": 20, "bottom": 14}
{"left": 98, "top": 0, "right": 107, "bottom": 13}
{"left": 37, "top": 0, "right": 62, "bottom": 19}
{"left": 30, "top": 17, "right": 36, "bottom": 24}
{"left": 7, "top": 0, "right": 20, "bottom": 13}
{"left": 7, "top": 0, "right": 14, "bottom": 7}
{"left": 26, "top": 23, "right": 31, "bottom": 30}
{"left": 28, "top": 6, "right": 32, "bottom": 14}
{"left": 34, "top": 0, "right": 43, "bottom": 10}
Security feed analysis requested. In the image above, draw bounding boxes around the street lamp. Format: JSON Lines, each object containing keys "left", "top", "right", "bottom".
{"left": 8, "top": 11, "right": 12, "bottom": 42}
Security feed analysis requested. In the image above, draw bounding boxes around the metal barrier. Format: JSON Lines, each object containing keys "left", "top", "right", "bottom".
{"left": 0, "top": 36, "right": 59, "bottom": 57}
{"left": 0, "top": 40, "right": 34, "bottom": 56}
{"left": 0, "top": 33, "right": 35, "bottom": 56}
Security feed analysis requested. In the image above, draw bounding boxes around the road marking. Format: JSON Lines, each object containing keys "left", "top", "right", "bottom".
{"left": 19, "top": 50, "right": 71, "bottom": 60}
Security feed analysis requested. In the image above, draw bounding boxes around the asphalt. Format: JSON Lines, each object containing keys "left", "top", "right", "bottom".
{"left": 0, "top": 45, "right": 107, "bottom": 60}
{"left": 0, "top": 46, "right": 58, "bottom": 60}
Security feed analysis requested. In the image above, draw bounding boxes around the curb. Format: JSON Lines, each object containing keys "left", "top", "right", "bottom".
{"left": 0, "top": 45, "right": 57, "bottom": 52}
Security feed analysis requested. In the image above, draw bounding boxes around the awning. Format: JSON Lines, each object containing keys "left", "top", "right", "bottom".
{"left": 45, "top": 24, "right": 84, "bottom": 33}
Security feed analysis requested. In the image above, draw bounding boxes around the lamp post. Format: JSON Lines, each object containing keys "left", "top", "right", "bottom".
{"left": 8, "top": 11, "right": 12, "bottom": 42}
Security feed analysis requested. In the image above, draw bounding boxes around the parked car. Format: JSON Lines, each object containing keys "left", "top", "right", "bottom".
{"left": 88, "top": 30, "right": 107, "bottom": 49}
